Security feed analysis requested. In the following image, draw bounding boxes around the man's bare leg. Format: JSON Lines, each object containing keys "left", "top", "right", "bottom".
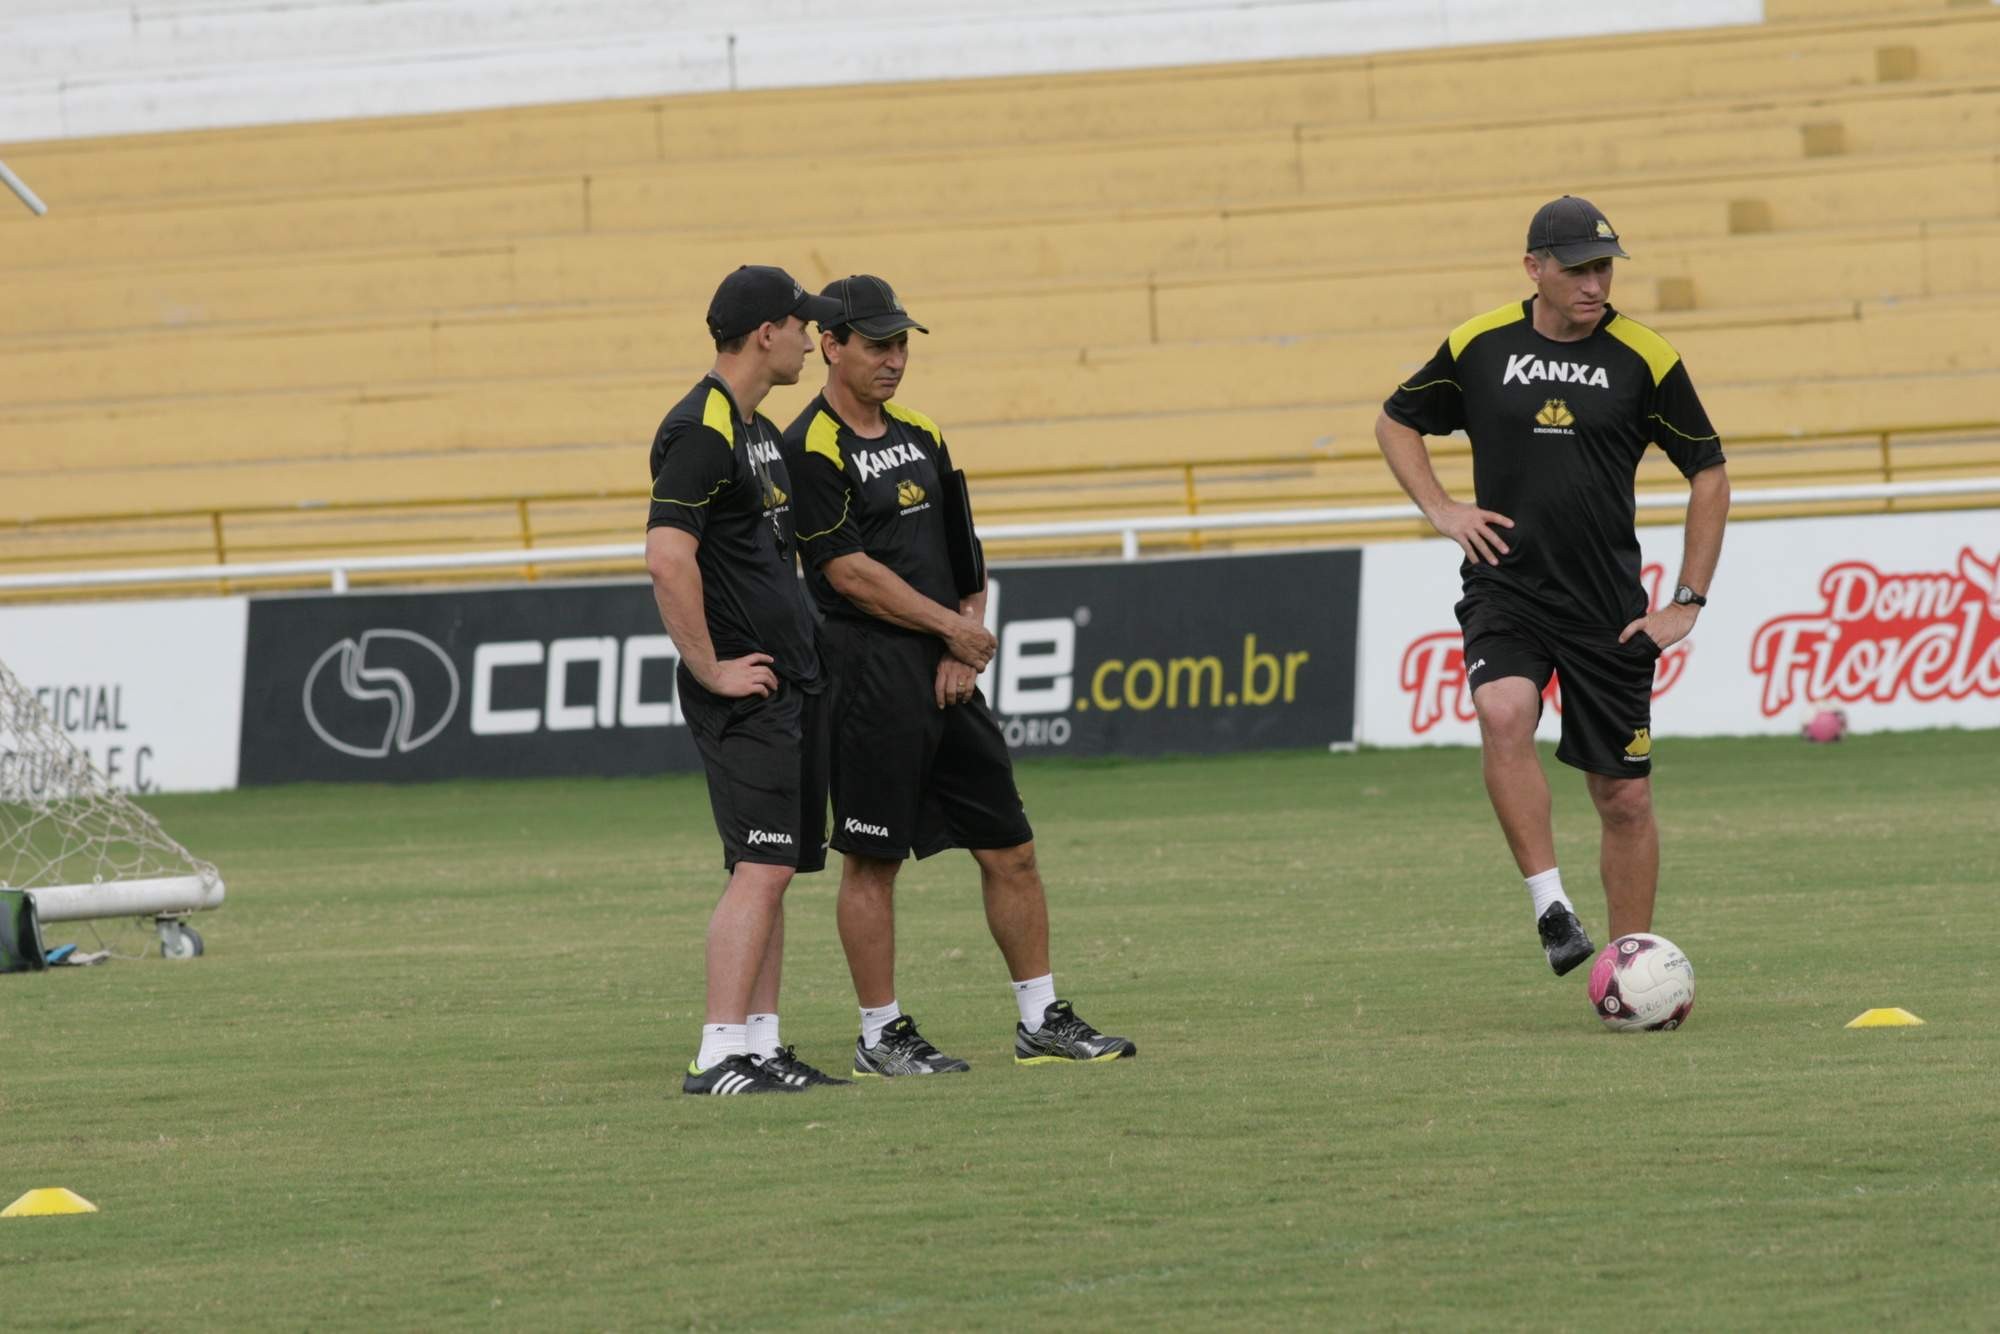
{"left": 1587, "top": 772, "right": 1658, "bottom": 939}
{"left": 970, "top": 841, "right": 1051, "bottom": 983}
{"left": 836, "top": 853, "right": 901, "bottom": 1009}
{"left": 1473, "top": 676, "right": 1593, "bottom": 973}
{"left": 705, "top": 862, "right": 793, "bottom": 1024}
{"left": 1473, "top": 677, "right": 1556, "bottom": 875}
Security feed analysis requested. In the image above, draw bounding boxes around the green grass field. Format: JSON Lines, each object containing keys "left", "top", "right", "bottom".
{"left": 2, "top": 731, "right": 1995, "bottom": 1330}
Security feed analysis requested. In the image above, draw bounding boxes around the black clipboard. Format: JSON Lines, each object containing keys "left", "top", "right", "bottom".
{"left": 939, "top": 467, "right": 986, "bottom": 598}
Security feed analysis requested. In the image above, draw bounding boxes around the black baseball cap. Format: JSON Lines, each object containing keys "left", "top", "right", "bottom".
{"left": 820, "top": 274, "right": 929, "bottom": 339}
{"left": 706, "top": 265, "right": 843, "bottom": 342}
{"left": 1525, "top": 196, "right": 1631, "bottom": 267}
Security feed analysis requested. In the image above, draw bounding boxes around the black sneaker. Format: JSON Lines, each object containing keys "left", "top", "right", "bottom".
{"left": 1537, "top": 903, "right": 1595, "bottom": 977}
{"left": 852, "top": 1015, "right": 972, "bottom": 1077}
{"left": 756, "top": 1046, "right": 851, "bottom": 1088}
{"left": 1015, "top": 1000, "right": 1137, "bottom": 1064}
{"left": 682, "top": 1053, "right": 796, "bottom": 1096}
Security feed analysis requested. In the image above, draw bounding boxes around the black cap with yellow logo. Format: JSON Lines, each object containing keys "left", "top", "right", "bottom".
{"left": 1526, "top": 196, "right": 1631, "bottom": 267}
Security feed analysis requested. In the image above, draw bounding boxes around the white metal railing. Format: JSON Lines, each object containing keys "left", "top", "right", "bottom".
{"left": 1, "top": 476, "right": 1996, "bottom": 595}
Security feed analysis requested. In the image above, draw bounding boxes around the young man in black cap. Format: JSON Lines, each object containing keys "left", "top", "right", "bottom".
{"left": 782, "top": 274, "right": 1137, "bottom": 1076}
{"left": 648, "top": 264, "right": 848, "bottom": 1095}
{"left": 1374, "top": 197, "right": 1732, "bottom": 975}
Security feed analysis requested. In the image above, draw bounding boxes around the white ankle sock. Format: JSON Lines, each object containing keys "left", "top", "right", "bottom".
{"left": 1526, "top": 867, "right": 1572, "bottom": 924}
{"left": 1012, "top": 973, "right": 1057, "bottom": 1032}
{"left": 695, "top": 1023, "right": 747, "bottom": 1071}
{"left": 745, "top": 1013, "right": 780, "bottom": 1059}
{"left": 860, "top": 1001, "right": 902, "bottom": 1049}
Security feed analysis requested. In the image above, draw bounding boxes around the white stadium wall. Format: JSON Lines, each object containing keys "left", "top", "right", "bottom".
{"left": 0, "top": 0, "right": 1764, "bottom": 141}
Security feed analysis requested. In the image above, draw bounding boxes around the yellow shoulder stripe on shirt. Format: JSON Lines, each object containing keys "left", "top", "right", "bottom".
{"left": 1447, "top": 302, "right": 1527, "bottom": 361}
{"left": 701, "top": 386, "right": 736, "bottom": 448}
{"left": 1605, "top": 315, "right": 1681, "bottom": 387}
{"left": 804, "top": 409, "right": 844, "bottom": 470}
{"left": 883, "top": 400, "right": 943, "bottom": 445}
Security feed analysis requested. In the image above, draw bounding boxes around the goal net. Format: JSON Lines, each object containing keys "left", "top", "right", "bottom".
{"left": 0, "top": 655, "right": 224, "bottom": 936}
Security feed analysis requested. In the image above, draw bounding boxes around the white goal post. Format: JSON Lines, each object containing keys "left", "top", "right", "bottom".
{"left": 0, "top": 656, "right": 224, "bottom": 955}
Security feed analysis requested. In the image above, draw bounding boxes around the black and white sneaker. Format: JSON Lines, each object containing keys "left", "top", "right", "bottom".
{"left": 756, "top": 1046, "right": 851, "bottom": 1088}
{"left": 1014, "top": 1000, "right": 1137, "bottom": 1064}
{"left": 852, "top": 1015, "right": 971, "bottom": 1077}
{"left": 682, "top": 1053, "right": 796, "bottom": 1096}
{"left": 1537, "top": 903, "right": 1595, "bottom": 977}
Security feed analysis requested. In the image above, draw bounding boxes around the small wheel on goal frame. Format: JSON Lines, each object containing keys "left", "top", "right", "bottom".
{"left": 156, "top": 917, "right": 204, "bottom": 960}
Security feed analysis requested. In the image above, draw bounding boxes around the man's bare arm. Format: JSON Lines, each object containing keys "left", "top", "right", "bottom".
{"left": 645, "top": 526, "right": 777, "bottom": 698}
{"left": 823, "top": 551, "right": 996, "bottom": 670}
{"left": 1621, "top": 462, "right": 1731, "bottom": 650}
{"left": 1374, "top": 411, "right": 1515, "bottom": 566}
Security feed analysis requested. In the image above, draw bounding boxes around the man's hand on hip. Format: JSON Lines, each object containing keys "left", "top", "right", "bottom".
{"left": 1620, "top": 603, "right": 1698, "bottom": 652}
{"left": 702, "top": 652, "right": 779, "bottom": 699}
{"left": 1428, "top": 500, "right": 1515, "bottom": 566}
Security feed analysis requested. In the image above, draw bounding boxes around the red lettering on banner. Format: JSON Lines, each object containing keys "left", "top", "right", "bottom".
{"left": 1399, "top": 633, "right": 1477, "bottom": 734}
{"left": 1748, "top": 548, "right": 2000, "bottom": 717}
{"left": 1397, "top": 565, "right": 1690, "bottom": 734}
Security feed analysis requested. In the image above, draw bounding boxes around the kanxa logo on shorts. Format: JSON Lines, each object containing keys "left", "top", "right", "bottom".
{"left": 843, "top": 817, "right": 890, "bottom": 838}
{"left": 746, "top": 829, "right": 794, "bottom": 846}
{"left": 303, "top": 629, "right": 460, "bottom": 758}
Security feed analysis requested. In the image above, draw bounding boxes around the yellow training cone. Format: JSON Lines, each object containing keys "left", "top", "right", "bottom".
{"left": 2, "top": 1188, "right": 97, "bottom": 1218}
{"left": 1845, "top": 1007, "right": 1925, "bottom": 1029}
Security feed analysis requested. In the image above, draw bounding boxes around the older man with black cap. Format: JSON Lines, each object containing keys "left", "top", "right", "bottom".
{"left": 1374, "top": 197, "right": 1732, "bottom": 980}
{"left": 647, "top": 264, "right": 849, "bottom": 1095}
{"left": 782, "top": 274, "right": 1137, "bottom": 1078}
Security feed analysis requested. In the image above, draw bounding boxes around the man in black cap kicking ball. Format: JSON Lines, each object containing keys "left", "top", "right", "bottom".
{"left": 648, "top": 265, "right": 847, "bottom": 1094}
{"left": 1375, "top": 197, "right": 1732, "bottom": 976}
{"left": 782, "top": 274, "right": 1136, "bottom": 1077}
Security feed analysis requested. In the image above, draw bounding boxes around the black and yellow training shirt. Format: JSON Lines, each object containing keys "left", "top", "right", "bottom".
{"left": 1383, "top": 299, "right": 1724, "bottom": 628}
{"left": 781, "top": 394, "right": 962, "bottom": 623}
{"left": 647, "top": 373, "right": 822, "bottom": 689}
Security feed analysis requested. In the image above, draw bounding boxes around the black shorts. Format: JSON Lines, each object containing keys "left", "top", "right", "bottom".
{"left": 1456, "top": 593, "right": 1660, "bottom": 779}
{"left": 677, "top": 666, "right": 829, "bottom": 873}
{"left": 821, "top": 618, "right": 1034, "bottom": 861}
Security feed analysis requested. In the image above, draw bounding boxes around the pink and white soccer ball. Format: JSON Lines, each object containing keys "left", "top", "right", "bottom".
{"left": 1588, "top": 933, "right": 1695, "bottom": 1031}
{"left": 1801, "top": 706, "right": 1847, "bottom": 743}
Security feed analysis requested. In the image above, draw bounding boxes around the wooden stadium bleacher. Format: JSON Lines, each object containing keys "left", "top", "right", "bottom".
{"left": 5, "top": 2, "right": 2000, "bottom": 595}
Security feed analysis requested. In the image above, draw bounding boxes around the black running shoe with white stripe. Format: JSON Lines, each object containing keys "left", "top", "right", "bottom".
{"left": 1537, "top": 903, "right": 1595, "bottom": 977}
{"left": 1014, "top": 999, "right": 1137, "bottom": 1064}
{"left": 756, "top": 1046, "right": 851, "bottom": 1088}
{"left": 682, "top": 1053, "right": 796, "bottom": 1095}
{"left": 852, "top": 1015, "right": 971, "bottom": 1077}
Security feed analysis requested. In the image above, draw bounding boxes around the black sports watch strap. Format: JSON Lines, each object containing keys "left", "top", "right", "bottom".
{"left": 1673, "top": 584, "right": 1707, "bottom": 607}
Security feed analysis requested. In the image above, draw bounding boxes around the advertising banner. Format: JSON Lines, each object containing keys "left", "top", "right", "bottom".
{"left": 975, "top": 549, "right": 1360, "bottom": 759}
{"left": 238, "top": 580, "right": 694, "bottom": 785}
{"left": 0, "top": 597, "right": 249, "bottom": 793}
{"left": 1358, "top": 508, "right": 2000, "bottom": 748}
{"left": 236, "top": 549, "right": 1361, "bottom": 785}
